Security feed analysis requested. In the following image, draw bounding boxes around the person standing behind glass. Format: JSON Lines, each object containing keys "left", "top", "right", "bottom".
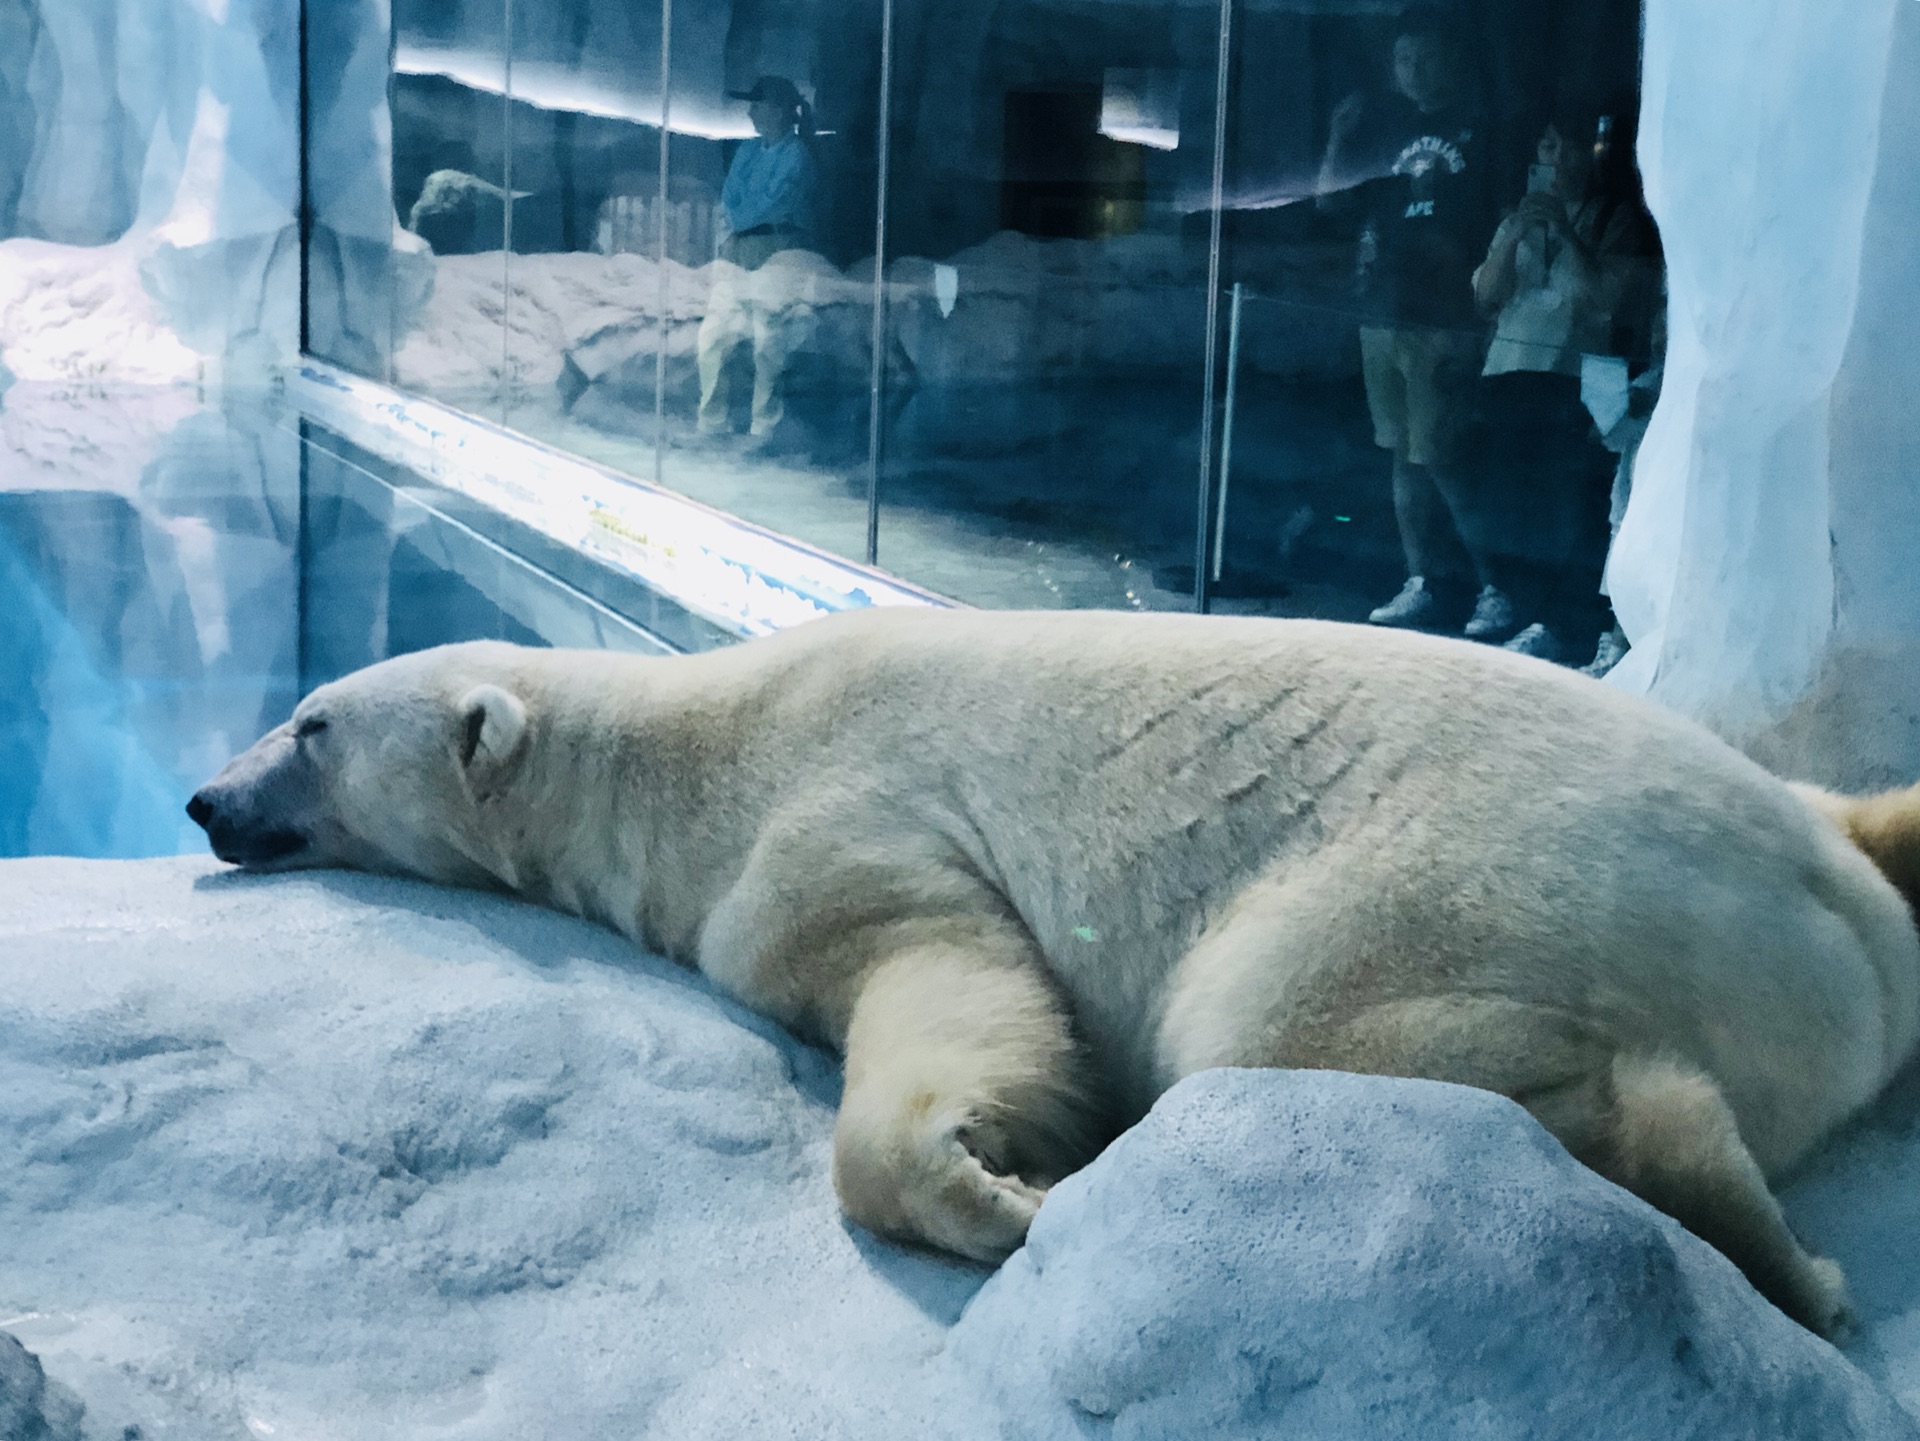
{"left": 1472, "top": 117, "right": 1661, "bottom": 664}
{"left": 1318, "top": 17, "right": 1501, "bottom": 636}
{"left": 696, "top": 76, "right": 818, "bottom": 444}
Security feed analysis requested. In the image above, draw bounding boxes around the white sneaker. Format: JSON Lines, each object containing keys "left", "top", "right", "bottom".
{"left": 1369, "top": 576, "right": 1434, "bottom": 627}
{"left": 1583, "top": 627, "right": 1629, "bottom": 677}
{"left": 1502, "top": 622, "right": 1561, "bottom": 660}
{"left": 1463, "top": 585, "right": 1516, "bottom": 640}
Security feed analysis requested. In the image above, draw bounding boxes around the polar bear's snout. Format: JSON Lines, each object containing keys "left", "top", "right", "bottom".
{"left": 189, "top": 720, "right": 323, "bottom": 869}
{"left": 189, "top": 649, "right": 540, "bottom": 884}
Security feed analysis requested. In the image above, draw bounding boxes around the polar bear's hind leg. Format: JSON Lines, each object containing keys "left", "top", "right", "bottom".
{"left": 1180, "top": 981, "right": 1851, "bottom": 1334}
{"left": 832, "top": 940, "right": 1101, "bottom": 1263}
{"left": 1563, "top": 1054, "right": 1852, "bottom": 1337}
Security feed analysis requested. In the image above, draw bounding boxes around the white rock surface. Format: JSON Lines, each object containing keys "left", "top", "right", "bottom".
{"left": 0, "top": 1332, "right": 84, "bottom": 1441}
{"left": 1613, "top": 0, "right": 1920, "bottom": 785}
{"left": 0, "top": 857, "right": 983, "bottom": 1441}
{"left": 954, "top": 1068, "right": 1918, "bottom": 1440}
{"left": 3, "top": 856, "right": 1917, "bottom": 1439}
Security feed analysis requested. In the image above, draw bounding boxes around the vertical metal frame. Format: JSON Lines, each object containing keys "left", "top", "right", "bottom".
{"left": 1191, "top": 0, "right": 1235, "bottom": 615}
{"left": 1211, "top": 281, "right": 1244, "bottom": 583}
{"left": 654, "top": 0, "right": 674, "bottom": 488}
{"left": 297, "top": 0, "right": 311, "bottom": 358}
{"left": 863, "top": 0, "right": 898, "bottom": 568}
{"left": 500, "top": 0, "right": 516, "bottom": 421}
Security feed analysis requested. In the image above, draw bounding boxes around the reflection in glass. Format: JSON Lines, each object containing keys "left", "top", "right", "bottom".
{"left": 1209, "top": 3, "right": 1662, "bottom": 678}
{"left": 382, "top": 0, "right": 512, "bottom": 420}
{"left": 649, "top": 0, "right": 885, "bottom": 562}
{"left": 869, "top": 0, "right": 1225, "bottom": 609}
{"left": 435, "top": 0, "right": 885, "bottom": 568}
{"left": 0, "top": 383, "right": 677, "bottom": 861}
{"left": 322, "top": 0, "right": 1669, "bottom": 666}
{"left": 306, "top": 0, "right": 429, "bottom": 381}
{"left": 695, "top": 75, "right": 820, "bottom": 444}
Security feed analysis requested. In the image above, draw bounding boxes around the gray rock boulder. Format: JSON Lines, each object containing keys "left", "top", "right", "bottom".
{"left": 950, "top": 1068, "right": 1918, "bottom": 1441}
{"left": 0, "top": 1333, "right": 84, "bottom": 1441}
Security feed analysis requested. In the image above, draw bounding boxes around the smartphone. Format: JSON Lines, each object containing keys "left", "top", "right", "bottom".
{"left": 1527, "top": 163, "right": 1557, "bottom": 195}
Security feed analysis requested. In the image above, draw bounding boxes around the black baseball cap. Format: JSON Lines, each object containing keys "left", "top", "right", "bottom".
{"left": 730, "top": 76, "right": 804, "bottom": 110}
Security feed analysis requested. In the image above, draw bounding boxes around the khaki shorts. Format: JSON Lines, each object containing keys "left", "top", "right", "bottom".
{"left": 1359, "top": 326, "right": 1482, "bottom": 467}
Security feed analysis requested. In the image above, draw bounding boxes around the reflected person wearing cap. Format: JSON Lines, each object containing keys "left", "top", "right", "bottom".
{"left": 697, "top": 76, "right": 819, "bottom": 442}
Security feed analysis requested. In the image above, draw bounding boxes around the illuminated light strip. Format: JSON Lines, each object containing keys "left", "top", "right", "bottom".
{"left": 1097, "top": 123, "right": 1180, "bottom": 152}
{"left": 393, "top": 44, "right": 759, "bottom": 139}
{"left": 287, "top": 363, "right": 949, "bottom": 639}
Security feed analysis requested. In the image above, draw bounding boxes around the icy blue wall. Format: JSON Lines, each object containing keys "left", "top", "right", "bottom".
{"left": 0, "top": 0, "right": 310, "bottom": 381}
{"left": 1614, "top": 0, "right": 1920, "bottom": 786}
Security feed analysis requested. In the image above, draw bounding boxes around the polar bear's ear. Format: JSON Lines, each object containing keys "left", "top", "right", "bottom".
{"left": 456, "top": 684, "right": 528, "bottom": 780}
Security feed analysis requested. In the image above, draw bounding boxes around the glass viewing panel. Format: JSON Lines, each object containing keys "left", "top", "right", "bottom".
{"left": 1209, "top": 1, "right": 1661, "bottom": 679}
{"left": 649, "top": 0, "right": 886, "bottom": 560}
{"left": 378, "top": 0, "right": 513, "bottom": 423}
{"left": 495, "top": 0, "right": 668, "bottom": 479}
{"left": 307, "top": 0, "right": 1664, "bottom": 667}
{"left": 870, "top": 3, "right": 1219, "bottom": 608}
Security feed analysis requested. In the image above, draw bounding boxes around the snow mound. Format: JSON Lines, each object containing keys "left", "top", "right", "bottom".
{"left": 0, "top": 856, "right": 982, "bottom": 1441}
{"left": 1, "top": 857, "right": 1914, "bottom": 1439}
{"left": 950, "top": 1068, "right": 1919, "bottom": 1441}
{"left": 0, "top": 239, "right": 208, "bottom": 387}
{"left": 0, "top": 1332, "right": 84, "bottom": 1441}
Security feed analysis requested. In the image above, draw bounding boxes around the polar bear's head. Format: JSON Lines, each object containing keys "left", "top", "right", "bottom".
{"left": 187, "top": 643, "right": 535, "bottom": 884}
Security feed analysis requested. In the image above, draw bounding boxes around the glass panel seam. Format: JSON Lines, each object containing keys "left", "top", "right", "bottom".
{"left": 654, "top": 0, "right": 673, "bottom": 488}
{"left": 501, "top": 0, "right": 516, "bottom": 420}
{"left": 1193, "top": 0, "right": 1235, "bottom": 613}
{"left": 864, "top": 0, "right": 897, "bottom": 567}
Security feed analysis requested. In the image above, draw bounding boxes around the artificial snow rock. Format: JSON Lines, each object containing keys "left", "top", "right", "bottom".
{"left": 2, "top": 859, "right": 1915, "bottom": 1438}
{"left": 0, "top": 856, "right": 984, "bottom": 1441}
{"left": 950, "top": 1068, "right": 1918, "bottom": 1441}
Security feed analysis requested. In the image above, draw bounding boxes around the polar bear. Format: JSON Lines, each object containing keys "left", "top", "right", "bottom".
{"left": 187, "top": 608, "right": 1920, "bottom": 1336}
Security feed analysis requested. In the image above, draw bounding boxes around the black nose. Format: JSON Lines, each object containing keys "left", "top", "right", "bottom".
{"left": 186, "top": 792, "right": 214, "bottom": 829}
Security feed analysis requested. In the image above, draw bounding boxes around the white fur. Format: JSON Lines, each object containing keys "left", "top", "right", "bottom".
{"left": 196, "top": 609, "right": 1920, "bottom": 1334}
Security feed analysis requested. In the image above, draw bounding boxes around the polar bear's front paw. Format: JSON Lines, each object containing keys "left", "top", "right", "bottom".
{"left": 923, "top": 1129, "right": 1046, "bottom": 1263}
{"left": 833, "top": 1112, "right": 1050, "bottom": 1264}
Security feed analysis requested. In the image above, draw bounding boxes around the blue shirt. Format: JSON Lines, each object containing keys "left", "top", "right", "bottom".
{"left": 720, "top": 134, "right": 817, "bottom": 237}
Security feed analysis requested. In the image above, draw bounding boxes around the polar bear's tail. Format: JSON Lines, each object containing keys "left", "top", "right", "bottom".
{"left": 1795, "top": 780, "right": 1920, "bottom": 921}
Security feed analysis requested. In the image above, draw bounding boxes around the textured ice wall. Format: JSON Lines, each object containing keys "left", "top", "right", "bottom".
{"left": 0, "top": 0, "right": 313, "bottom": 383}
{"left": 1613, "top": 0, "right": 1920, "bottom": 784}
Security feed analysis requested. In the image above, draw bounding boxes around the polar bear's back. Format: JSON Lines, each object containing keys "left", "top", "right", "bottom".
{"left": 690, "top": 609, "right": 1920, "bottom": 1162}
